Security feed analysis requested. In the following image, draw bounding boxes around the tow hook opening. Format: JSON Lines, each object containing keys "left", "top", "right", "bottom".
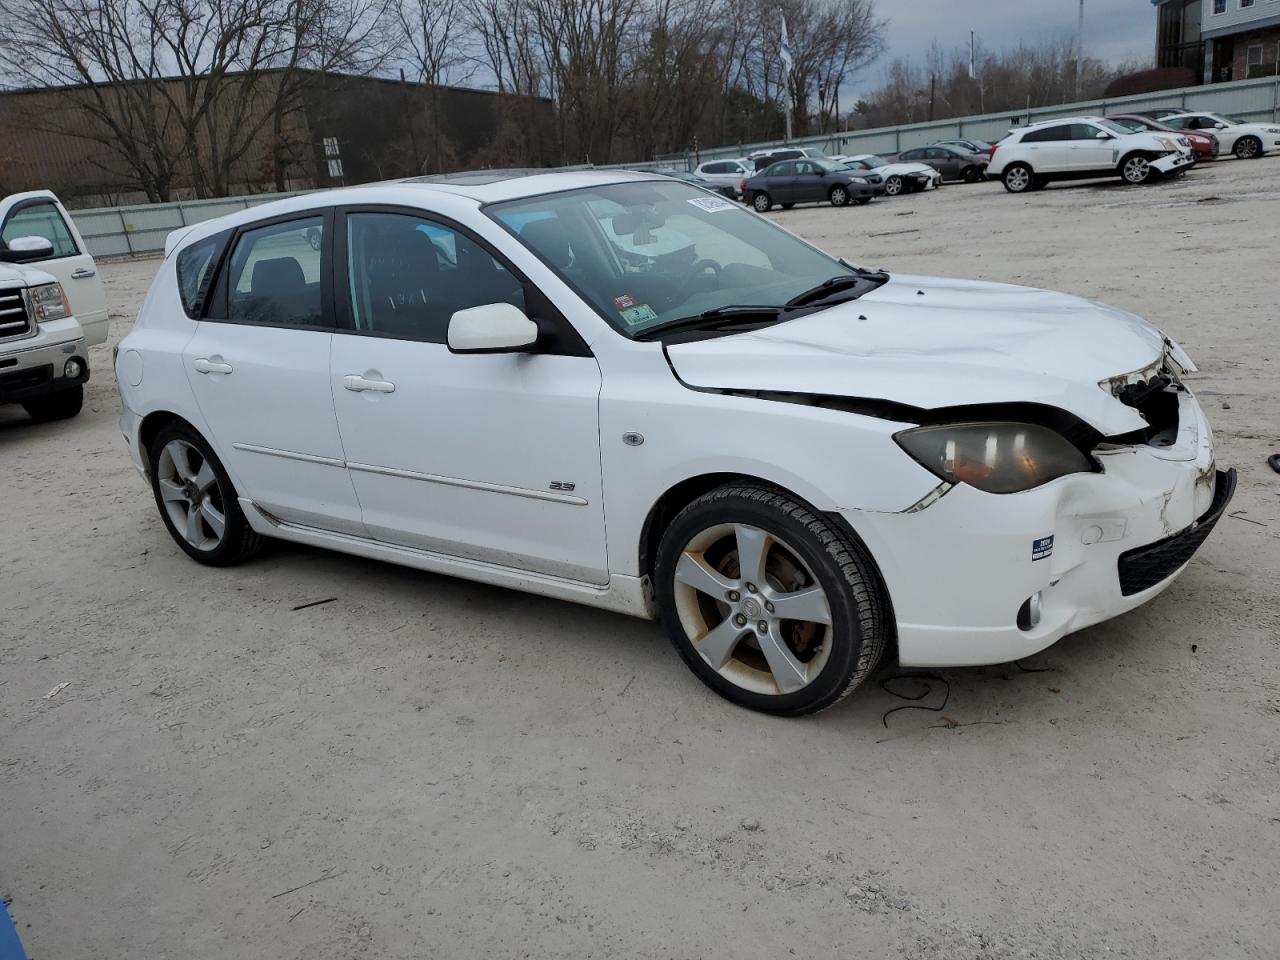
{"left": 1017, "top": 592, "right": 1043, "bottom": 632}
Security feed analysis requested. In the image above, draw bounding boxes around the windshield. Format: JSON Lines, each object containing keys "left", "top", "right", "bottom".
{"left": 1096, "top": 119, "right": 1134, "bottom": 136}
{"left": 1112, "top": 118, "right": 1145, "bottom": 132}
{"left": 859, "top": 156, "right": 888, "bottom": 167}
{"left": 813, "top": 159, "right": 845, "bottom": 172}
{"left": 487, "top": 180, "right": 860, "bottom": 338}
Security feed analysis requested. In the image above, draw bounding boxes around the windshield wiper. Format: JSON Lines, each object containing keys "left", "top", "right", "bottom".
{"left": 633, "top": 305, "right": 783, "bottom": 341}
{"left": 785, "top": 274, "right": 876, "bottom": 309}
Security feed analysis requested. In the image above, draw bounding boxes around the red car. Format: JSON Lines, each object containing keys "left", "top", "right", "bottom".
{"left": 1107, "top": 114, "right": 1219, "bottom": 162}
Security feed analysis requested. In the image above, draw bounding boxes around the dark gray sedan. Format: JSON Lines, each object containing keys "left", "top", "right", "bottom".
{"left": 743, "top": 158, "right": 881, "bottom": 211}
{"left": 890, "top": 145, "right": 989, "bottom": 183}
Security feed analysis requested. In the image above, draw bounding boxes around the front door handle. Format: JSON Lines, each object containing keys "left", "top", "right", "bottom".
{"left": 343, "top": 374, "right": 395, "bottom": 394}
{"left": 71, "top": 268, "right": 97, "bottom": 280}
{"left": 193, "top": 358, "right": 233, "bottom": 375}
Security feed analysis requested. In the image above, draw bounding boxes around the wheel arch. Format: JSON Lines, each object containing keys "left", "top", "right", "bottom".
{"left": 138, "top": 411, "right": 204, "bottom": 472}
{"left": 637, "top": 471, "right": 898, "bottom": 658}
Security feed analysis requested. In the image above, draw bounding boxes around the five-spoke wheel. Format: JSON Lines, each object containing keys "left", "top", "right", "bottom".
{"left": 148, "top": 422, "right": 264, "bottom": 565}
{"left": 656, "top": 484, "right": 886, "bottom": 715}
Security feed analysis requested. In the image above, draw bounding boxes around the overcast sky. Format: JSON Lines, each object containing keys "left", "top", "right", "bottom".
{"left": 850, "top": 0, "right": 1157, "bottom": 94}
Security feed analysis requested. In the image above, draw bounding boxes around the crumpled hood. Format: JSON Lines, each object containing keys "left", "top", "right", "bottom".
{"left": 666, "top": 274, "right": 1168, "bottom": 435}
{"left": 876, "top": 162, "right": 937, "bottom": 178}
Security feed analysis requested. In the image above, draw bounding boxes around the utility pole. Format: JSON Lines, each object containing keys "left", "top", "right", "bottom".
{"left": 1074, "top": 0, "right": 1085, "bottom": 101}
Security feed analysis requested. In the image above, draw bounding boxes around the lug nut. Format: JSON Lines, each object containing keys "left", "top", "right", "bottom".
{"left": 756, "top": 620, "right": 768, "bottom": 634}
{"left": 727, "top": 590, "right": 740, "bottom": 602}
{"left": 765, "top": 601, "right": 774, "bottom": 613}
{"left": 734, "top": 614, "right": 747, "bottom": 627}
{"left": 745, "top": 583, "right": 757, "bottom": 593}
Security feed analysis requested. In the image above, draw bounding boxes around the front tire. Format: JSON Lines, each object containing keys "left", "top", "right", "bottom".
{"left": 1121, "top": 153, "right": 1153, "bottom": 184}
{"left": 1234, "top": 136, "right": 1261, "bottom": 160}
{"left": 148, "top": 423, "right": 265, "bottom": 566}
{"left": 1002, "top": 163, "right": 1034, "bottom": 193}
{"left": 828, "top": 185, "right": 849, "bottom": 207}
{"left": 883, "top": 175, "right": 904, "bottom": 197}
{"left": 22, "top": 385, "right": 83, "bottom": 422}
{"left": 752, "top": 192, "right": 773, "bottom": 212}
{"left": 655, "top": 484, "right": 887, "bottom": 716}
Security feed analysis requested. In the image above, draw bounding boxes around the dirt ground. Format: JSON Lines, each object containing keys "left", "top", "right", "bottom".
{"left": 2, "top": 158, "right": 1278, "bottom": 960}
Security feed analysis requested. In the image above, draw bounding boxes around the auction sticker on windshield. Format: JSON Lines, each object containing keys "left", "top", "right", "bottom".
{"left": 619, "top": 303, "right": 659, "bottom": 326}
{"left": 687, "top": 197, "right": 736, "bottom": 213}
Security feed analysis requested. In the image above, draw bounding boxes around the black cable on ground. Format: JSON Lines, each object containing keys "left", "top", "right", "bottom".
{"left": 878, "top": 672, "right": 950, "bottom": 728}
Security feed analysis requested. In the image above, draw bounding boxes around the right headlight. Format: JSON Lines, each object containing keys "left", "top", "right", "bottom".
{"left": 894, "top": 422, "right": 1094, "bottom": 494}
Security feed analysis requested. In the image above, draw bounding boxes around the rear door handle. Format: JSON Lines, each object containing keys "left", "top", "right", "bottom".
{"left": 193, "top": 358, "right": 233, "bottom": 375}
{"left": 343, "top": 374, "right": 395, "bottom": 394}
{"left": 71, "top": 268, "right": 97, "bottom": 280}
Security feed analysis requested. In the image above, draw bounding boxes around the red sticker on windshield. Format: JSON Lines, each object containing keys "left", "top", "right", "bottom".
{"left": 613, "top": 294, "right": 637, "bottom": 310}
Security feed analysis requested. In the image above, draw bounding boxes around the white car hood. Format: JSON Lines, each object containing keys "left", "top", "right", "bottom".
{"left": 875, "top": 162, "right": 937, "bottom": 178}
{"left": 0, "top": 262, "right": 55, "bottom": 288}
{"left": 665, "top": 275, "right": 1167, "bottom": 435}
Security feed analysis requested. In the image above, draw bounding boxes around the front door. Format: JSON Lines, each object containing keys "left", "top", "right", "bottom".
{"left": 183, "top": 211, "right": 365, "bottom": 535}
{"left": 1066, "top": 123, "right": 1119, "bottom": 173}
{"left": 329, "top": 208, "right": 609, "bottom": 585}
{"left": 0, "top": 192, "right": 109, "bottom": 345}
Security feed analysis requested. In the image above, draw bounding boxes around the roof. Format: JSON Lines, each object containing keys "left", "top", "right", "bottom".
{"left": 396, "top": 168, "right": 663, "bottom": 203}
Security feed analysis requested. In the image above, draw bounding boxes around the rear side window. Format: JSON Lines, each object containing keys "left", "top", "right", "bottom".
{"left": 175, "top": 233, "right": 226, "bottom": 319}
{"left": 2, "top": 201, "right": 78, "bottom": 259}
{"left": 225, "top": 218, "right": 325, "bottom": 327}
{"left": 1022, "top": 125, "right": 1070, "bottom": 143}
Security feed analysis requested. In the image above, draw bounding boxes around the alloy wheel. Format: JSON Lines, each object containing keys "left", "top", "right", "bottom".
{"left": 1005, "top": 167, "right": 1030, "bottom": 192}
{"left": 831, "top": 186, "right": 848, "bottom": 206}
{"left": 671, "top": 523, "right": 832, "bottom": 696}
{"left": 1235, "top": 137, "right": 1259, "bottom": 160}
{"left": 884, "top": 176, "right": 903, "bottom": 196}
{"left": 1123, "top": 156, "right": 1150, "bottom": 183}
{"left": 156, "top": 439, "right": 226, "bottom": 551}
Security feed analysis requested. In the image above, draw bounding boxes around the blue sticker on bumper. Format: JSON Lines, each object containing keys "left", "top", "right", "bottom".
{"left": 1032, "top": 535, "right": 1054, "bottom": 561}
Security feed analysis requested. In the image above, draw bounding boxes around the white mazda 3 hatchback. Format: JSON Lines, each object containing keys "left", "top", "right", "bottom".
{"left": 116, "top": 171, "right": 1234, "bottom": 715}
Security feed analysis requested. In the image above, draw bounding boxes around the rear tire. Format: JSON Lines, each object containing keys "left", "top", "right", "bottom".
{"left": 1234, "top": 136, "right": 1261, "bottom": 160}
{"left": 148, "top": 423, "right": 265, "bottom": 567}
{"left": 655, "top": 483, "right": 887, "bottom": 716}
{"left": 855, "top": 196, "right": 872, "bottom": 206}
{"left": 1002, "top": 163, "right": 1033, "bottom": 193}
{"left": 780, "top": 203, "right": 795, "bottom": 210}
{"left": 961, "top": 165, "right": 983, "bottom": 183}
{"left": 752, "top": 192, "right": 773, "bottom": 212}
{"left": 22, "top": 385, "right": 83, "bottom": 422}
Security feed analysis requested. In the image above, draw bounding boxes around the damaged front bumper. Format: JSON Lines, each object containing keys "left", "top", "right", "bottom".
{"left": 847, "top": 386, "right": 1232, "bottom": 668}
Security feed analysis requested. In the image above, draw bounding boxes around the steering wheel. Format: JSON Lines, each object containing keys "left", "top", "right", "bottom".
{"left": 674, "top": 258, "right": 722, "bottom": 304}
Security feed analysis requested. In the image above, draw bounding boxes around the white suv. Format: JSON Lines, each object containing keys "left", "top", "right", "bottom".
{"left": 989, "top": 117, "right": 1193, "bottom": 193}
{"left": 692, "top": 158, "right": 752, "bottom": 195}
{"left": 116, "top": 171, "right": 1232, "bottom": 715}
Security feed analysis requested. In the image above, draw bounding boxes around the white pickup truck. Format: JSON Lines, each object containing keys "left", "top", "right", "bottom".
{"left": 0, "top": 191, "right": 107, "bottom": 421}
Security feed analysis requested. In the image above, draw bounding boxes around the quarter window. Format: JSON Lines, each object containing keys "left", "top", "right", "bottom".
{"left": 225, "top": 217, "right": 325, "bottom": 327}
{"left": 175, "top": 234, "right": 226, "bottom": 319}
{"left": 2, "top": 201, "right": 78, "bottom": 259}
{"left": 345, "top": 211, "right": 524, "bottom": 344}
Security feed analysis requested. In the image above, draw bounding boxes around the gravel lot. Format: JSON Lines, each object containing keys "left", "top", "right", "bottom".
{"left": 3, "top": 158, "right": 1278, "bottom": 960}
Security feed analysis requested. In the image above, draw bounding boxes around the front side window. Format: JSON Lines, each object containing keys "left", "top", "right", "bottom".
{"left": 226, "top": 217, "right": 325, "bottom": 327}
{"left": 489, "top": 180, "right": 862, "bottom": 339}
{"left": 2, "top": 201, "right": 77, "bottom": 259}
{"left": 345, "top": 211, "right": 523, "bottom": 343}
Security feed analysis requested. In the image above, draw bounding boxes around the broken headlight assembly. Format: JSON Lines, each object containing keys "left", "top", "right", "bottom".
{"left": 24, "top": 283, "right": 71, "bottom": 323}
{"left": 894, "top": 422, "right": 1094, "bottom": 494}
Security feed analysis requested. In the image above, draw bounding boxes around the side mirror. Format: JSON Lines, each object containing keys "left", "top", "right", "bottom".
{"left": 1214, "top": 123, "right": 1228, "bottom": 130}
{"left": 1095, "top": 131, "right": 1111, "bottom": 139}
{"left": 448, "top": 302, "right": 539, "bottom": 354}
{"left": 0, "top": 236, "right": 54, "bottom": 263}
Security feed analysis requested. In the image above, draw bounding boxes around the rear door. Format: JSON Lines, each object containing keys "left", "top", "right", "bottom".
{"left": 1018, "top": 125, "right": 1071, "bottom": 172}
{"left": 0, "top": 192, "right": 109, "bottom": 345}
{"left": 183, "top": 210, "right": 365, "bottom": 535}
{"left": 765, "top": 161, "right": 799, "bottom": 202}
